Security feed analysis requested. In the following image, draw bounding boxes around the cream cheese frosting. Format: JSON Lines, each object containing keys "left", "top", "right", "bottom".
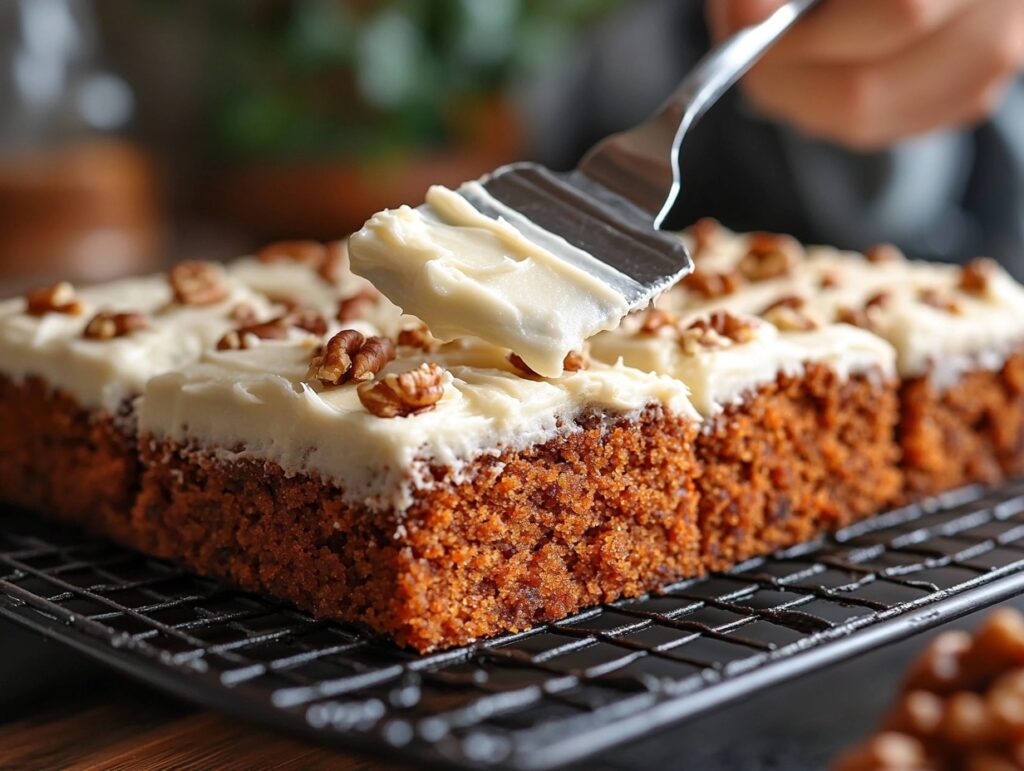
{"left": 0, "top": 272, "right": 275, "bottom": 412}
{"left": 137, "top": 335, "right": 697, "bottom": 514}
{"left": 667, "top": 227, "right": 1024, "bottom": 384}
{"left": 348, "top": 183, "right": 633, "bottom": 378}
{"left": 591, "top": 314, "right": 896, "bottom": 417}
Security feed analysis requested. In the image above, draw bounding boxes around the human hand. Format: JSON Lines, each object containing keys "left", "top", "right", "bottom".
{"left": 706, "top": 0, "right": 1024, "bottom": 150}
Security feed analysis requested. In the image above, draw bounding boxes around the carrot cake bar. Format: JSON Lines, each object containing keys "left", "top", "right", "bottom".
{"left": 132, "top": 330, "right": 701, "bottom": 651}
{"left": 0, "top": 263, "right": 276, "bottom": 542}
{"left": 665, "top": 220, "right": 1024, "bottom": 499}
{"left": 591, "top": 309, "right": 900, "bottom": 570}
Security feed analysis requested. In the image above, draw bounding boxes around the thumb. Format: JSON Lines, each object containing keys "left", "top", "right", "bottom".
{"left": 706, "top": 0, "right": 789, "bottom": 41}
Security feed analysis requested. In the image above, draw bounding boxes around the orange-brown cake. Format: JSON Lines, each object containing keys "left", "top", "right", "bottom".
{"left": 591, "top": 308, "right": 900, "bottom": 570}
{"left": 133, "top": 332, "right": 701, "bottom": 651}
{"left": 660, "top": 220, "right": 1024, "bottom": 500}
{"left": 0, "top": 266, "right": 277, "bottom": 541}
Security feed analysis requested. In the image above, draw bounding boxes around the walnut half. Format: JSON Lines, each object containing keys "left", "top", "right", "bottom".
{"left": 25, "top": 282, "right": 84, "bottom": 317}
{"left": 169, "top": 261, "right": 229, "bottom": 306}
{"left": 357, "top": 362, "right": 445, "bottom": 418}
{"left": 82, "top": 311, "right": 150, "bottom": 340}
{"left": 680, "top": 311, "right": 758, "bottom": 354}
{"left": 508, "top": 345, "right": 590, "bottom": 378}
{"left": 313, "top": 330, "right": 395, "bottom": 386}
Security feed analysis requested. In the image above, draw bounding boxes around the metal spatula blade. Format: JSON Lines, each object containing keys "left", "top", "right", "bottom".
{"left": 463, "top": 0, "right": 820, "bottom": 311}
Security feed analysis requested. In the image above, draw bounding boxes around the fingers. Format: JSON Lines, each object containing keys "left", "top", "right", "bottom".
{"left": 711, "top": 0, "right": 977, "bottom": 62}
{"left": 738, "top": 0, "right": 1024, "bottom": 149}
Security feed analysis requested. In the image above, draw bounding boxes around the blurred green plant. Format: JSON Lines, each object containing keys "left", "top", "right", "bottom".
{"left": 146, "top": 0, "right": 622, "bottom": 162}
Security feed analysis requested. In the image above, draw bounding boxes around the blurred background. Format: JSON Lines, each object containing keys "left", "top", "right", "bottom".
{"left": 2, "top": 0, "right": 1022, "bottom": 292}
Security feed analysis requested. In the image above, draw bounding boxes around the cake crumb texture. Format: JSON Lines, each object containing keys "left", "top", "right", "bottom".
{"left": 133, "top": 407, "right": 700, "bottom": 651}
{"left": 696, "top": 364, "right": 901, "bottom": 571}
{"left": 0, "top": 374, "right": 138, "bottom": 544}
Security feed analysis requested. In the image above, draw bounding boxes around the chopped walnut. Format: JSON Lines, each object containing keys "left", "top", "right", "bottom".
{"left": 682, "top": 269, "right": 743, "bottom": 299}
{"left": 216, "top": 317, "right": 291, "bottom": 350}
{"left": 834, "top": 609, "right": 1024, "bottom": 771}
{"left": 867, "top": 291, "right": 893, "bottom": 310}
{"left": 229, "top": 302, "right": 260, "bottom": 325}
{"left": 737, "top": 232, "right": 803, "bottom": 281}
{"left": 82, "top": 311, "right": 150, "bottom": 340}
{"left": 959, "top": 258, "right": 999, "bottom": 296}
{"left": 336, "top": 289, "right": 380, "bottom": 323}
{"left": 638, "top": 308, "right": 678, "bottom": 335}
{"left": 169, "top": 261, "right": 229, "bottom": 306}
{"left": 762, "top": 304, "right": 818, "bottom": 332}
{"left": 508, "top": 345, "right": 590, "bottom": 377}
{"left": 257, "top": 240, "right": 325, "bottom": 266}
{"left": 357, "top": 362, "right": 445, "bottom": 418}
{"left": 396, "top": 320, "right": 439, "bottom": 352}
{"left": 820, "top": 271, "right": 840, "bottom": 290}
{"left": 287, "top": 307, "right": 328, "bottom": 336}
{"left": 313, "top": 330, "right": 395, "bottom": 386}
{"left": 836, "top": 306, "right": 871, "bottom": 330}
{"left": 25, "top": 282, "right": 84, "bottom": 316}
{"left": 918, "top": 288, "right": 963, "bottom": 315}
{"left": 687, "top": 217, "right": 721, "bottom": 256}
{"left": 680, "top": 311, "right": 757, "bottom": 354}
{"left": 866, "top": 243, "right": 906, "bottom": 263}
{"left": 318, "top": 241, "right": 348, "bottom": 284}
{"left": 762, "top": 295, "right": 806, "bottom": 313}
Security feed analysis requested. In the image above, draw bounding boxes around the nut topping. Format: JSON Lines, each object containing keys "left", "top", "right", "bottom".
{"left": 313, "top": 330, "right": 395, "bottom": 386}
{"left": 959, "top": 257, "right": 998, "bottom": 295}
{"left": 638, "top": 308, "right": 678, "bottom": 335}
{"left": 257, "top": 240, "right": 325, "bottom": 266}
{"left": 82, "top": 311, "right": 150, "bottom": 340}
{"left": 682, "top": 269, "right": 743, "bottom": 299}
{"left": 866, "top": 243, "right": 906, "bottom": 263}
{"left": 737, "top": 233, "right": 803, "bottom": 281}
{"left": 357, "top": 362, "right": 445, "bottom": 418}
{"left": 820, "top": 271, "right": 840, "bottom": 289}
{"left": 396, "top": 320, "right": 439, "bottom": 352}
{"left": 336, "top": 289, "right": 380, "bottom": 323}
{"left": 918, "top": 288, "right": 963, "bottom": 315}
{"left": 287, "top": 306, "right": 328, "bottom": 336}
{"left": 25, "top": 282, "right": 84, "bottom": 316}
{"left": 229, "top": 302, "right": 260, "bottom": 325}
{"left": 508, "top": 345, "right": 590, "bottom": 378}
{"left": 687, "top": 217, "right": 721, "bottom": 256}
{"left": 169, "top": 261, "right": 229, "bottom": 306}
{"left": 680, "top": 311, "right": 757, "bottom": 354}
{"left": 318, "top": 241, "right": 348, "bottom": 284}
{"left": 761, "top": 300, "right": 818, "bottom": 333}
{"left": 216, "top": 317, "right": 291, "bottom": 350}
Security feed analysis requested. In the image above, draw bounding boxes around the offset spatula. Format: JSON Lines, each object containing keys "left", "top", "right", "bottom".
{"left": 460, "top": 0, "right": 821, "bottom": 309}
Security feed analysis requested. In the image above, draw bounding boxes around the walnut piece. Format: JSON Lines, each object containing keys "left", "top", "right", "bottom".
{"left": 82, "top": 311, "right": 150, "bottom": 340}
{"left": 834, "top": 609, "right": 1024, "bottom": 771}
{"left": 257, "top": 240, "right": 325, "bottom": 266}
{"left": 638, "top": 308, "right": 678, "bottom": 335}
{"left": 959, "top": 257, "right": 998, "bottom": 296}
{"left": 761, "top": 302, "right": 818, "bottom": 332}
{"left": 687, "top": 217, "right": 721, "bottom": 256}
{"left": 216, "top": 317, "right": 291, "bottom": 350}
{"left": 820, "top": 271, "right": 840, "bottom": 289}
{"left": 336, "top": 289, "right": 380, "bottom": 322}
{"left": 508, "top": 346, "right": 590, "bottom": 377}
{"left": 229, "top": 302, "right": 260, "bottom": 325}
{"left": 357, "top": 362, "right": 445, "bottom": 418}
{"left": 287, "top": 306, "right": 328, "bottom": 336}
{"left": 25, "top": 282, "right": 84, "bottom": 316}
{"left": 918, "top": 288, "right": 963, "bottom": 315}
{"left": 737, "top": 232, "right": 803, "bottom": 281}
{"left": 170, "top": 261, "right": 229, "bottom": 306}
{"left": 680, "top": 311, "right": 757, "bottom": 354}
{"left": 866, "top": 243, "right": 906, "bottom": 263}
{"left": 313, "top": 330, "right": 395, "bottom": 386}
{"left": 396, "top": 320, "right": 439, "bottom": 351}
{"left": 682, "top": 269, "right": 743, "bottom": 299}
{"left": 257, "top": 239, "right": 347, "bottom": 285}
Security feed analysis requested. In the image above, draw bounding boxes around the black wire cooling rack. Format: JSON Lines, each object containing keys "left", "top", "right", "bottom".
{"left": 6, "top": 482, "right": 1024, "bottom": 770}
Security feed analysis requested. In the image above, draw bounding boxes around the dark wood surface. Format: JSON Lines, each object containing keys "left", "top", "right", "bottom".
{"left": 3, "top": 599, "right": 1023, "bottom": 770}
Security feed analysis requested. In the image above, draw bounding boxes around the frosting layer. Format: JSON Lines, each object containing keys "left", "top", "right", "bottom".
{"left": 349, "top": 184, "right": 632, "bottom": 377}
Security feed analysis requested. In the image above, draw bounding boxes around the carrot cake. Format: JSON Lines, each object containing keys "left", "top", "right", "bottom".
{"left": 0, "top": 262, "right": 276, "bottom": 542}
{"left": 664, "top": 220, "right": 1024, "bottom": 499}
{"left": 132, "top": 330, "right": 702, "bottom": 651}
{"left": 591, "top": 309, "right": 900, "bottom": 570}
